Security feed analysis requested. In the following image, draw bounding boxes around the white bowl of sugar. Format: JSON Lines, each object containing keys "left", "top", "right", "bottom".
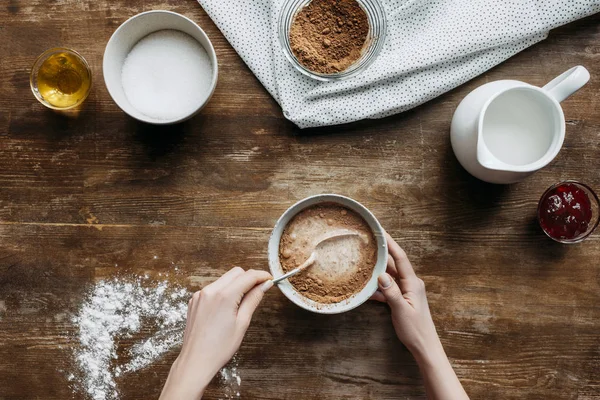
{"left": 103, "top": 10, "right": 218, "bottom": 125}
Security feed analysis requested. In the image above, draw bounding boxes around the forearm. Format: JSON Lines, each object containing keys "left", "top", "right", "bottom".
{"left": 413, "top": 339, "right": 469, "bottom": 400}
{"left": 159, "top": 357, "right": 213, "bottom": 400}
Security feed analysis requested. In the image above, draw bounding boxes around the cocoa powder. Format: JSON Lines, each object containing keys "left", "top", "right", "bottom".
{"left": 279, "top": 203, "right": 377, "bottom": 304}
{"left": 289, "top": 0, "right": 369, "bottom": 74}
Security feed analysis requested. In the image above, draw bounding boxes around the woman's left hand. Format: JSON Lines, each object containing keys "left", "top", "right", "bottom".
{"left": 160, "top": 267, "right": 273, "bottom": 400}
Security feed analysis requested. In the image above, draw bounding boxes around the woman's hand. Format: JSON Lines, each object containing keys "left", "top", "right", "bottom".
{"left": 373, "top": 233, "right": 469, "bottom": 400}
{"left": 160, "top": 267, "right": 273, "bottom": 400}
{"left": 371, "top": 233, "right": 441, "bottom": 359}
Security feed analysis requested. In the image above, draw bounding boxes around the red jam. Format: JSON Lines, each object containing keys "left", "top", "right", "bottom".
{"left": 538, "top": 183, "right": 593, "bottom": 241}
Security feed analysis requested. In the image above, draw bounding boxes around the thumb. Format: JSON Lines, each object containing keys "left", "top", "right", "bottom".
{"left": 378, "top": 273, "right": 407, "bottom": 311}
{"left": 237, "top": 280, "right": 272, "bottom": 327}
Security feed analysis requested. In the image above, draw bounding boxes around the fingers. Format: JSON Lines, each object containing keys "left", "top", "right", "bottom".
{"left": 227, "top": 269, "right": 272, "bottom": 300}
{"left": 207, "top": 266, "right": 246, "bottom": 291}
{"left": 260, "top": 280, "right": 274, "bottom": 292}
{"left": 377, "top": 273, "right": 408, "bottom": 310}
{"left": 232, "top": 270, "right": 272, "bottom": 329}
{"left": 237, "top": 283, "right": 269, "bottom": 327}
{"left": 385, "top": 232, "right": 416, "bottom": 280}
{"left": 369, "top": 290, "right": 387, "bottom": 303}
{"left": 386, "top": 254, "right": 398, "bottom": 278}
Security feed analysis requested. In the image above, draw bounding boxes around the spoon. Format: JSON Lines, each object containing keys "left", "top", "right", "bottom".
{"left": 272, "top": 229, "right": 361, "bottom": 285}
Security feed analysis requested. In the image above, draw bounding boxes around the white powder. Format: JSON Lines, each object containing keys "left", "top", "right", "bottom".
{"left": 121, "top": 29, "right": 213, "bottom": 121}
{"left": 70, "top": 277, "right": 244, "bottom": 400}
{"left": 71, "top": 278, "right": 189, "bottom": 400}
{"left": 218, "top": 355, "right": 242, "bottom": 400}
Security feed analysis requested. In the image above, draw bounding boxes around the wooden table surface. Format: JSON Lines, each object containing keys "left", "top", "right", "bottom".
{"left": 1, "top": 2, "right": 599, "bottom": 399}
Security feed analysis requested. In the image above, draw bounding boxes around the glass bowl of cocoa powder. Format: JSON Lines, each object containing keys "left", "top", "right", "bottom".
{"left": 279, "top": 0, "right": 387, "bottom": 81}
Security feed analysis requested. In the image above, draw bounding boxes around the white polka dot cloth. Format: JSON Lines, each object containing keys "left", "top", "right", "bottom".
{"left": 198, "top": 0, "right": 599, "bottom": 128}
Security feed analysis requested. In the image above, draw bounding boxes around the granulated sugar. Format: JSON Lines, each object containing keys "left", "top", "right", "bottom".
{"left": 121, "top": 29, "right": 213, "bottom": 121}
{"left": 71, "top": 278, "right": 188, "bottom": 400}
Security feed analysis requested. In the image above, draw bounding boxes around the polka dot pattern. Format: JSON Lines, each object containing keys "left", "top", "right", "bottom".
{"left": 198, "top": 0, "right": 599, "bottom": 128}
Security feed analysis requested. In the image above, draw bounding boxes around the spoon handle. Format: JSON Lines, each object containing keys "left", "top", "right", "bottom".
{"left": 272, "top": 253, "right": 316, "bottom": 285}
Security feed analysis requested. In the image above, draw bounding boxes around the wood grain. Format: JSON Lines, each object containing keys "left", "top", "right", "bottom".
{"left": 1, "top": 1, "right": 599, "bottom": 399}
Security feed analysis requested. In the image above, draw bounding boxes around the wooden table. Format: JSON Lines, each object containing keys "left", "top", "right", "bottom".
{"left": 1, "top": 2, "right": 599, "bottom": 399}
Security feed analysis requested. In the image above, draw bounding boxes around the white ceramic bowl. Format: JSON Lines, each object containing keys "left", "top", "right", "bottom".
{"left": 268, "top": 194, "right": 387, "bottom": 314}
{"left": 103, "top": 10, "right": 218, "bottom": 125}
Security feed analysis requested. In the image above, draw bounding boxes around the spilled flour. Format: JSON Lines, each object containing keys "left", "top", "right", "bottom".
{"left": 218, "top": 355, "right": 242, "bottom": 399}
{"left": 70, "top": 277, "right": 244, "bottom": 400}
{"left": 71, "top": 278, "right": 189, "bottom": 400}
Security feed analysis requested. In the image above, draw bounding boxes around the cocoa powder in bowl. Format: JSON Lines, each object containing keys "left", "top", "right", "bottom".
{"left": 279, "top": 202, "right": 377, "bottom": 304}
{"left": 289, "top": 0, "right": 370, "bottom": 74}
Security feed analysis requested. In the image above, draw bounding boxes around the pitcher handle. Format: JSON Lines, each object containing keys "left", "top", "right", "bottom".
{"left": 543, "top": 66, "right": 590, "bottom": 103}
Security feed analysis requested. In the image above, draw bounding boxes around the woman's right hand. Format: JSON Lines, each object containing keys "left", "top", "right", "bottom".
{"left": 160, "top": 267, "right": 272, "bottom": 400}
{"left": 371, "top": 233, "right": 442, "bottom": 360}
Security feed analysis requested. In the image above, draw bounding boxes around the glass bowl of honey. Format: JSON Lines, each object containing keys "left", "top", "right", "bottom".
{"left": 30, "top": 47, "right": 92, "bottom": 110}
{"left": 537, "top": 181, "right": 600, "bottom": 244}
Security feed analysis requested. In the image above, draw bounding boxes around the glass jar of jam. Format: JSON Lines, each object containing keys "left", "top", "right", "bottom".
{"left": 537, "top": 181, "right": 600, "bottom": 243}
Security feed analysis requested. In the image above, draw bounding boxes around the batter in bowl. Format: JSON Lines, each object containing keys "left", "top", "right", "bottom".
{"left": 279, "top": 202, "right": 377, "bottom": 303}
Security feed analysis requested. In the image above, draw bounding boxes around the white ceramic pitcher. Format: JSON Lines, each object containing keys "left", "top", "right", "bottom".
{"left": 450, "top": 66, "right": 590, "bottom": 184}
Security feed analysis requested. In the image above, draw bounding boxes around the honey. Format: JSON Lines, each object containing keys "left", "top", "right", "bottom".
{"left": 32, "top": 49, "right": 91, "bottom": 109}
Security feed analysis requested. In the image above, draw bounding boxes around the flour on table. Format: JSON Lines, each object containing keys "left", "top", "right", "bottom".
{"left": 70, "top": 277, "right": 245, "bottom": 400}
{"left": 218, "top": 354, "right": 242, "bottom": 400}
{"left": 71, "top": 278, "right": 189, "bottom": 400}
